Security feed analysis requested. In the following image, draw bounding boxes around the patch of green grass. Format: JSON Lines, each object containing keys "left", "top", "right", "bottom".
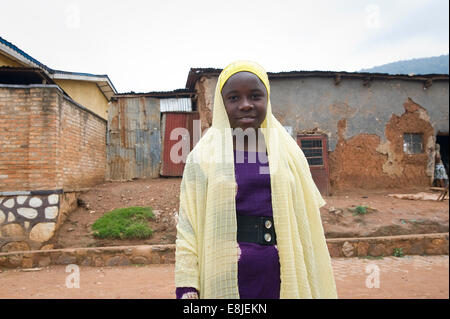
{"left": 351, "top": 205, "right": 368, "bottom": 216}
{"left": 91, "top": 206, "right": 154, "bottom": 239}
{"left": 393, "top": 247, "right": 405, "bottom": 257}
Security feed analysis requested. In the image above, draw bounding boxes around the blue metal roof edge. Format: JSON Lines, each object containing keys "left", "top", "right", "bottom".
{"left": 0, "top": 36, "right": 117, "bottom": 93}
{"left": 0, "top": 36, "right": 53, "bottom": 72}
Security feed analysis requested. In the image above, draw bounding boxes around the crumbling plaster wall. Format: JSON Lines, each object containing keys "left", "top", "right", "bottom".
{"left": 273, "top": 77, "right": 448, "bottom": 190}
{"left": 194, "top": 76, "right": 217, "bottom": 131}
{"left": 269, "top": 77, "right": 448, "bottom": 151}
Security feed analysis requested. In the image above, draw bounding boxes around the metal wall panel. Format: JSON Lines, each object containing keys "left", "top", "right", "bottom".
{"left": 107, "top": 97, "right": 161, "bottom": 180}
{"left": 161, "top": 112, "right": 200, "bottom": 176}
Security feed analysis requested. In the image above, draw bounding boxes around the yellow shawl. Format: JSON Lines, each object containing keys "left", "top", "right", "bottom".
{"left": 175, "top": 60, "right": 338, "bottom": 299}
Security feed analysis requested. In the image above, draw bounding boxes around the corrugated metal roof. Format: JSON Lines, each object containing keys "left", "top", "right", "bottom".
{"left": 160, "top": 98, "right": 192, "bottom": 112}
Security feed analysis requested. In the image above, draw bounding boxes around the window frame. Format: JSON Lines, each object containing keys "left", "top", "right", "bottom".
{"left": 403, "top": 133, "right": 424, "bottom": 155}
{"left": 297, "top": 134, "right": 329, "bottom": 171}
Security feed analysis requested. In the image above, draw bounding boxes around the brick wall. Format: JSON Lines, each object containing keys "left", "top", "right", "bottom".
{"left": 0, "top": 86, "right": 59, "bottom": 191}
{"left": 57, "top": 93, "right": 106, "bottom": 190}
{"left": 0, "top": 85, "right": 107, "bottom": 251}
{"left": 0, "top": 85, "right": 107, "bottom": 192}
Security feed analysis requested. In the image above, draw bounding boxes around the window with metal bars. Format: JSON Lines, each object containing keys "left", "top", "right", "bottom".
{"left": 300, "top": 139, "right": 324, "bottom": 166}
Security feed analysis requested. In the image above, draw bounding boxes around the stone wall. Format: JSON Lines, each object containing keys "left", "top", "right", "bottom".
{"left": 0, "top": 244, "right": 175, "bottom": 269}
{"left": 0, "top": 233, "right": 447, "bottom": 269}
{"left": 0, "top": 191, "right": 81, "bottom": 254}
{"left": 326, "top": 233, "right": 449, "bottom": 258}
{"left": 0, "top": 192, "right": 61, "bottom": 251}
{"left": 0, "top": 84, "right": 107, "bottom": 252}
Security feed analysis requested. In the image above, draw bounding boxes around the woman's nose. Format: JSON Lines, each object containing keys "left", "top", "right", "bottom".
{"left": 239, "top": 98, "right": 254, "bottom": 110}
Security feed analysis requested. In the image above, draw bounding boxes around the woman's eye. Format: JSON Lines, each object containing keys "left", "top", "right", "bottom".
{"left": 252, "top": 95, "right": 262, "bottom": 100}
{"left": 229, "top": 96, "right": 238, "bottom": 101}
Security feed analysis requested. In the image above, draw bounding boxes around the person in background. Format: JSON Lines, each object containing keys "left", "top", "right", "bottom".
{"left": 435, "top": 143, "right": 448, "bottom": 188}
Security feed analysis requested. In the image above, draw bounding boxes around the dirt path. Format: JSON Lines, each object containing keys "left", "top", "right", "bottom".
{"left": 1, "top": 256, "right": 447, "bottom": 299}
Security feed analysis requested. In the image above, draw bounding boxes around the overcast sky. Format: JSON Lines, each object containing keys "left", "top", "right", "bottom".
{"left": 1, "top": 0, "right": 448, "bottom": 93}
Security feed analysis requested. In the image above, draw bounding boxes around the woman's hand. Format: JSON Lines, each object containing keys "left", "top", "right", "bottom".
{"left": 181, "top": 291, "right": 199, "bottom": 299}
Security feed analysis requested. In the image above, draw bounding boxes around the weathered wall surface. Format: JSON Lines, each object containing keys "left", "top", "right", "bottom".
{"left": 54, "top": 79, "right": 110, "bottom": 120}
{"left": 107, "top": 97, "right": 161, "bottom": 180}
{"left": 195, "top": 75, "right": 449, "bottom": 190}
{"left": 194, "top": 76, "right": 217, "bottom": 131}
{"left": 329, "top": 98, "right": 435, "bottom": 190}
{"left": 269, "top": 77, "right": 448, "bottom": 151}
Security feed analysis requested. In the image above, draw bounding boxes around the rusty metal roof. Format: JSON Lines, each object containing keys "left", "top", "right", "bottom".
{"left": 185, "top": 67, "right": 449, "bottom": 90}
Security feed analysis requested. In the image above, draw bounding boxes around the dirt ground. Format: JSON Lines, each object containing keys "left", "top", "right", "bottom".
{"left": 51, "top": 178, "right": 181, "bottom": 248}
{"left": 0, "top": 255, "right": 447, "bottom": 299}
{"left": 51, "top": 178, "right": 449, "bottom": 249}
{"left": 4, "top": 179, "right": 449, "bottom": 300}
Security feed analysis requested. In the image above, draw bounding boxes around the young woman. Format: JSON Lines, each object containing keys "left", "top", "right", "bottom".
{"left": 175, "top": 60, "right": 337, "bottom": 299}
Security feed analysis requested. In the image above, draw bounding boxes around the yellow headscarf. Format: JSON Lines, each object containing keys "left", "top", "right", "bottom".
{"left": 175, "top": 60, "right": 338, "bottom": 298}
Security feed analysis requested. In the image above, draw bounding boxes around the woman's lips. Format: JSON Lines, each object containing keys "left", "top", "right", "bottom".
{"left": 238, "top": 117, "right": 257, "bottom": 123}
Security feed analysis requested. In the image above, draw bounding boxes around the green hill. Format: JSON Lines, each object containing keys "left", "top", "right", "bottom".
{"left": 359, "top": 54, "right": 449, "bottom": 75}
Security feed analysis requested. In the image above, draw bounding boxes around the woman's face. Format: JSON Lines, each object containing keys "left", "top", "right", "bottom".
{"left": 221, "top": 71, "right": 268, "bottom": 130}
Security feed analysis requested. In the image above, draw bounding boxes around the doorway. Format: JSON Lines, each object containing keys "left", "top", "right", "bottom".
{"left": 436, "top": 133, "right": 449, "bottom": 177}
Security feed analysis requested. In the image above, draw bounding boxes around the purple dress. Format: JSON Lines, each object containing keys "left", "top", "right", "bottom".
{"left": 176, "top": 150, "right": 281, "bottom": 299}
